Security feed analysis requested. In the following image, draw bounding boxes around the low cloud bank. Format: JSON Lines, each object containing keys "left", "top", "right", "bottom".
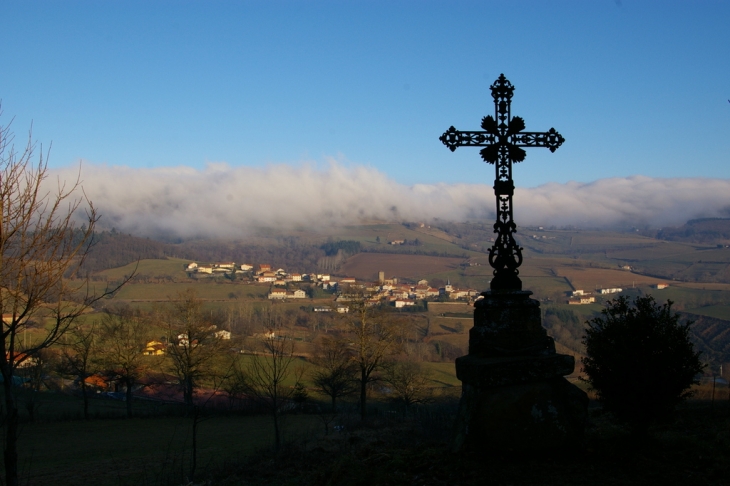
{"left": 47, "top": 161, "right": 730, "bottom": 239}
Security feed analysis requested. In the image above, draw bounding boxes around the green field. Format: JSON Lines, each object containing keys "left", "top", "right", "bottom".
{"left": 97, "top": 257, "right": 192, "bottom": 280}
{"left": 5, "top": 410, "right": 320, "bottom": 485}
{"left": 113, "top": 282, "right": 270, "bottom": 301}
{"left": 684, "top": 304, "right": 730, "bottom": 320}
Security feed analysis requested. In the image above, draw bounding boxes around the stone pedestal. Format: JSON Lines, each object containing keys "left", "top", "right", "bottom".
{"left": 453, "top": 290, "right": 588, "bottom": 452}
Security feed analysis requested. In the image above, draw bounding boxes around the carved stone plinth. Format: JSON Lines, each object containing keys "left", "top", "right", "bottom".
{"left": 453, "top": 290, "right": 588, "bottom": 452}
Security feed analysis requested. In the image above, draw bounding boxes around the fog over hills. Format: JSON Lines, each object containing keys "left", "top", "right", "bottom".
{"left": 49, "top": 161, "right": 730, "bottom": 240}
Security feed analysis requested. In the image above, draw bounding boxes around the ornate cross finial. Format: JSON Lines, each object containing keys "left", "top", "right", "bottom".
{"left": 440, "top": 74, "right": 564, "bottom": 292}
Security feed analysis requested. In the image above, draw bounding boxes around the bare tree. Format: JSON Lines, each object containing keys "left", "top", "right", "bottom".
{"left": 98, "top": 305, "right": 151, "bottom": 417}
{"left": 59, "top": 322, "right": 99, "bottom": 420}
{"left": 381, "top": 360, "right": 434, "bottom": 410}
{"left": 19, "top": 348, "right": 58, "bottom": 422}
{"left": 346, "top": 298, "right": 399, "bottom": 419}
{"left": 238, "top": 333, "right": 298, "bottom": 451}
{"left": 163, "top": 289, "right": 226, "bottom": 407}
{"left": 0, "top": 112, "right": 126, "bottom": 486}
{"left": 310, "top": 335, "right": 357, "bottom": 413}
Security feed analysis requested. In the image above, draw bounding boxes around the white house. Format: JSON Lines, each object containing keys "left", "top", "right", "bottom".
{"left": 214, "top": 330, "right": 232, "bottom": 340}
{"left": 268, "top": 289, "right": 288, "bottom": 300}
{"left": 568, "top": 296, "right": 595, "bottom": 305}
{"left": 258, "top": 272, "right": 277, "bottom": 283}
{"left": 598, "top": 288, "right": 622, "bottom": 295}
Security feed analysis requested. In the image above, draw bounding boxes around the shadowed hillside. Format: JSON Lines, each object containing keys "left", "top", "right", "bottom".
{"left": 687, "top": 313, "right": 730, "bottom": 368}
{"left": 647, "top": 218, "right": 730, "bottom": 244}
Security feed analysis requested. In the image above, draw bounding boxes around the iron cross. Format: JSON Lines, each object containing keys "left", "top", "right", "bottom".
{"left": 440, "top": 74, "right": 565, "bottom": 292}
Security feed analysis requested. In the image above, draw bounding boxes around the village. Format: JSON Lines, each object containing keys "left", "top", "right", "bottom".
{"left": 185, "top": 261, "right": 481, "bottom": 306}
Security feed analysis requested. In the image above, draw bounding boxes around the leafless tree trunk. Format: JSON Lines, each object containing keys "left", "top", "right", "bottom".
{"left": 163, "top": 289, "right": 226, "bottom": 408}
{"left": 310, "top": 335, "right": 357, "bottom": 413}
{"left": 381, "top": 360, "right": 434, "bottom": 410}
{"left": 21, "top": 349, "right": 57, "bottom": 422}
{"left": 59, "top": 322, "right": 99, "bottom": 420}
{"left": 98, "top": 305, "right": 150, "bottom": 418}
{"left": 0, "top": 111, "right": 129, "bottom": 486}
{"left": 346, "top": 299, "right": 398, "bottom": 420}
{"left": 239, "top": 334, "right": 297, "bottom": 451}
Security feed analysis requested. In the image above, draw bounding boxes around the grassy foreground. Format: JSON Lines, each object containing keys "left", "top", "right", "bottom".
{"left": 1, "top": 405, "right": 320, "bottom": 485}
{"left": 212, "top": 402, "right": 730, "bottom": 486}
{"left": 2, "top": 385, "right": 729, "bottom": 485}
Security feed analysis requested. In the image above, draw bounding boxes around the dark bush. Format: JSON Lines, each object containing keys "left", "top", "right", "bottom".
{"left": 582, "top": 295, "right": 704, "bottom": 434}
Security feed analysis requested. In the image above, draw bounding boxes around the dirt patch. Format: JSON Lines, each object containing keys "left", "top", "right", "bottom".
{"left": 339, "top": 253, "right": 465, "bottom": 281}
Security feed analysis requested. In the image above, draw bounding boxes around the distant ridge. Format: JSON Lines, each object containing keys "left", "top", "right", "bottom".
{"left": 649, "top": 218, "right": 730, "bottom": 244}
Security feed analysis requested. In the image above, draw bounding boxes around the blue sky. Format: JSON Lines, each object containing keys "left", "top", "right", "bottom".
{"left": 1, "top": 1, "right": 729, "bottom": 236}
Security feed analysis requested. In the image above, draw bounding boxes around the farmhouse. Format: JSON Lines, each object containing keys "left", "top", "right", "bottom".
{"left": 257, "top": 272, "right": 277, "bottom": 283}
{"left": 84, "top": 374, "right": 110, "bottom": 391}
{"left": 598, "top": 288, "right": 622, "bottom": 295}
{"left": 268, "top": 288, "right": 306, "bottom": 300}
{"left": 268, "top": 289, "right": 288, "bottom": 300}
{"left": 214, "top": 329, "right": 232, "bottom": 340}
{"left": 568, "top": 296, "right": 595, "bottom": 305}
{"left": 144, "top": 341, "right": 166, "bottom": 356}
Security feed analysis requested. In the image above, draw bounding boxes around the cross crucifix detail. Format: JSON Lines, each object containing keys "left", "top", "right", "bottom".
{"left": 440, "top": 74, "right": 565, "bottom": 292}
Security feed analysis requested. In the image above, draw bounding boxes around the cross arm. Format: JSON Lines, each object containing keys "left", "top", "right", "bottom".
{"left": 439, "top": 126, "right": 496, "bottom": 151}
{"left": 441, "top": 126, "right": 565, "bottom": 153}
{"left": 510, "top": 128, "right": 565, "bottom": 153}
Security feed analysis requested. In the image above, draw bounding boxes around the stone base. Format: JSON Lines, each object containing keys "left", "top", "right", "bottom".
{"left": 453, "top": 376, "right": 588, "bottom": 452}
{"left": 455, "top": 353, "right": 576, "bottom": 388}
{"left": 453, "top": 288, "right": 588, "bottom": 452}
